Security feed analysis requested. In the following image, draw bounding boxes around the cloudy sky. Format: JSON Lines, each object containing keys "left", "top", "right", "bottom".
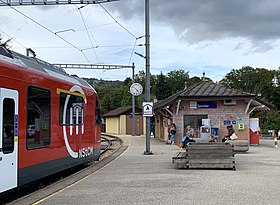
{"left": 1, "top": 0, "right": 280, "bottom": 81}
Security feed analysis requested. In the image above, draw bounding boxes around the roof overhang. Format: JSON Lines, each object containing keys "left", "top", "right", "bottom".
{"left": 245, "top": 98, "right": 271, "bottom": 115}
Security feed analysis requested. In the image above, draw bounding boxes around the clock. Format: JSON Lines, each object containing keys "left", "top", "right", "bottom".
{"left": 130, "top": 83, "right": 143, "bottom": 96}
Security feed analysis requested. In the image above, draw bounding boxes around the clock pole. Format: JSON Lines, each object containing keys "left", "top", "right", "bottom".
{"left": 131, "top": 63, "right": 135, "bottom": 136}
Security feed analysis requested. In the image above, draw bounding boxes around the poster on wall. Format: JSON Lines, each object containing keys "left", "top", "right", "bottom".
{"left": 224, "top": 120, "right": 231, "bottom": 125}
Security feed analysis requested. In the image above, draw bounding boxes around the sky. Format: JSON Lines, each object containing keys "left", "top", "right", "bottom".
{"left": 1, "top": 0, "right": 280, "bottom": 82}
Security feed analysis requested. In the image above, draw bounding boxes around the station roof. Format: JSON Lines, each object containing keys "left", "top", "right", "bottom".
{"left": 103, "top": 106, "right": 142, "bottom": 118}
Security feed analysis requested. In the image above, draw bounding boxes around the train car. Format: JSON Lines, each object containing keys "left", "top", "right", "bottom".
{"left": 0, "top": 46, "right": 102, "bottom": 194}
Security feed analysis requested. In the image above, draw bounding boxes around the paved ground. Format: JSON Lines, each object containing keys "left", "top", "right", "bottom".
{"left": 15, "top": 136, "right": 280, "bottom": 205}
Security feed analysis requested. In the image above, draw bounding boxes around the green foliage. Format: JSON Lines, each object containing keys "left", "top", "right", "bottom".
{"left": 255, "top": 111, "right": 280, "bottom": 131}
{"left": 166, "top": 69, "right": 189, "bottom": 94}
{"left": 220, "top": 66, "right": 280, "bottom": 131}
{"left": 219, "top": 66, "right": 279, "bottom": 109}
{"left": 154, "top": 72, "right": 170, "bottom": 100}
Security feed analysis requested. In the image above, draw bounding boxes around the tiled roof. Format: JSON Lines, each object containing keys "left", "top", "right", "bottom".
{"left": 181, "top": 80, "right": 254, "bottom": 97}
{"left": 103, "top": 106, "right": 142, "bottom": 117}
{"left": 155, "top": 80, "right": 255, "bottom": 109}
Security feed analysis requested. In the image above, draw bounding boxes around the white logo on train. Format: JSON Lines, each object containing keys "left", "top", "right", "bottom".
{"left": 62, "top": 85, "right": 94, "bottom": 159}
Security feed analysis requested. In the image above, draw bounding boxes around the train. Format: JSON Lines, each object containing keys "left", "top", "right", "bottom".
{"left": 0, "top": 46, "right": 101, "bottom": 194}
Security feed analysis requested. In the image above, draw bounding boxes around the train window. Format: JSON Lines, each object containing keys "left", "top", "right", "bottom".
{"left": 59, "top": 93, "right": 84, "bottom": 125}
{"left": 26, "top": 86, "right": 51, "bottom": 150}
{"left": 95, "top": 98, "right": 102, "bottom": 125}
{"left": 2, "top": 98, "right": 15, "bottom": 154}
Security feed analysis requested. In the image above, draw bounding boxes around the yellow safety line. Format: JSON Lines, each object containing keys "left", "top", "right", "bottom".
{"left": 56, "top": 88, "right": 86, "bottom": 99}
{"left": 32, "top": 139, "right": 131, "bottom": 205}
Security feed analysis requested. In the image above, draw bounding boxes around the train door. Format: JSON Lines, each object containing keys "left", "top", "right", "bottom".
{"left": 0, "top": 88, "right": 18, "bottom": 193}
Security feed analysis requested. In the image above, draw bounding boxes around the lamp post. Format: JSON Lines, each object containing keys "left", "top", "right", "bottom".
{"left": 144, "top": 0, "right": 152, "bottom": 155}
{"left": 134, "top": 0, "right": 152, "bottom": 155}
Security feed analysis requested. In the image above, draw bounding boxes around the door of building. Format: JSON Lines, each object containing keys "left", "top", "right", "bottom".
{"left": 0, "top": 88, "right": 18, "bottom": 193}
{"left": 126, "top": 115, "right": 143, "bottom": 135}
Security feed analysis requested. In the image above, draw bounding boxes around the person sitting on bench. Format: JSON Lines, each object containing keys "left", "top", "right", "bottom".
{"left": 222, "top": 125, "right": 235, "bottom": 142}
{"left": 181, "top": 126, "right": 196, "bottom": 149}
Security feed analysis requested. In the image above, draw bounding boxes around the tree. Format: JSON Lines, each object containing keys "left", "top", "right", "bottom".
{"left": 219, "top": 66, "right": 278, "bottom": 107}
{"left": 154, "top": 72, "right": 170, "bottom": 100}
{"left": 187, "top": 76, "right": 202, "bottom": 87}
{"left": 219, "top": 66, "right": 258, "bottom": 93}
{"left": 166, "top": 69, "right": 189, "bottom": 94}
{"left": 255, "top": 111, "right": 280, "bottom": 131}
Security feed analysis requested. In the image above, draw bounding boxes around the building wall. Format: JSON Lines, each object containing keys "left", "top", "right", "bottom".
{"left": 105, "top": 117, "right": 119, "bottom": 134}
{"left": 119, "top": 115, "right": 126, "bottom": 135}
{"left": 155, "top": 99, "right": 251, "bottom": 143}
{"left": 173, "top": 100, "right": 250, "bottom": 142}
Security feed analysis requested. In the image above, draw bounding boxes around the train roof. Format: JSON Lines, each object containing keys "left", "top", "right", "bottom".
{"left": 0, "top": 46, "right": 94, "bottom": 90}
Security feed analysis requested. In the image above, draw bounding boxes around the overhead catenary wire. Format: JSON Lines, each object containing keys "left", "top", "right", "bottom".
{"left": 1, "top": 0, "right": 142, "bottom": 80}
{"left": 0, "top": 28, "right": 26, "bottom": 49}
{"left": 0, "top": 0, "right": 93, "bottom": 65}
{"left": 98, "top": 2, "right": 145, "bottom": 69}
{"left": 75, "top": 4, "right": 100, "bottom": 64}
{"left": 98, "top": 3, "right": 137, "bottom": 39}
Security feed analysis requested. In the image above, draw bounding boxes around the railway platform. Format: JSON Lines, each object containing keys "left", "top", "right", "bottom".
{"left": 8, "top": 136, "right": 280, "bottom": 205}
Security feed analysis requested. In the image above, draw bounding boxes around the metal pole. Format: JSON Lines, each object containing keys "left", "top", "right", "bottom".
{"left": 144, "top": 0, "right": 152, "bottom": 155}
{"left": 131, "top": 63, "right": 135, "bottom": 136}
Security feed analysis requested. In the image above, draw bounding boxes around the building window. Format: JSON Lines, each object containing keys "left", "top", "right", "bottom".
{"left": 60, "top": 93, "right": 84, "bottom": 125}
{"left": 2, "top": 98, "right": 15, "bottom": 154}
{"left": 27, "top": 86, "right": 51, "bottom": 149}
{"left": 184, "top": 115, "right": 208, "bottom": 137}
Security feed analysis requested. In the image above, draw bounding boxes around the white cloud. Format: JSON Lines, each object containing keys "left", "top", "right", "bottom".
{"left": 1, "top": 0, "right": 280, "bottom": 82}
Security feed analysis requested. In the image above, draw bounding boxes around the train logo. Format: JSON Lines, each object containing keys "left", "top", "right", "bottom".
{"left": 61, "top": 85, "right": 93, "bottom": 159}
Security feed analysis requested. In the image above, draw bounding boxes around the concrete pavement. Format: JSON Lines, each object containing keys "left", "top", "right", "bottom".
{"left": 23, "top": 136, "right": 280, "bottom": 205}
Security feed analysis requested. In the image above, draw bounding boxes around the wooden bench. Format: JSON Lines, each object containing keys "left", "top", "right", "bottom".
{"left": 172, "top": 142, "right": 236, "bottom": 170}
{"left": 227, "top": 140, "right": 249, "bottom": 152}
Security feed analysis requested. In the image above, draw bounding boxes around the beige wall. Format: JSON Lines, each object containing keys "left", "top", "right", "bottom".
{"left": 119, "top": 115, "right": 126, "bottom": 135}
{"left": 105, "top": 117, "right": 119, "bottom": 134}
{"left": 142, "top": 117, "right": 146, "bottom": 135}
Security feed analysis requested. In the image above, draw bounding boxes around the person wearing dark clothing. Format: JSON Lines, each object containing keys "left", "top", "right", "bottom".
{"left": 169, "top": 123, "right": 176, "bottom": 145}
{"left": 222, "top": 125, "right": 235, "bottom": 142}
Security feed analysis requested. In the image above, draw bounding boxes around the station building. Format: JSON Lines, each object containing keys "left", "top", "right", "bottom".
{"left": 153, "top": 80, "right": 271, "bottom": 144}
{"left": 103, "top": 106, "right": 143, "bottom": 135}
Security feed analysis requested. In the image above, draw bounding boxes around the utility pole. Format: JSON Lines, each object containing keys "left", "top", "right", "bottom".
{"left": 144, "top": 0, "right": 152, "bottom": 155}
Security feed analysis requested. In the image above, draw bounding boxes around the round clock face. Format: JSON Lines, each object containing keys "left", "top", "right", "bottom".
{"left": 130, "top": 83, "right": 143, "bottom": 96}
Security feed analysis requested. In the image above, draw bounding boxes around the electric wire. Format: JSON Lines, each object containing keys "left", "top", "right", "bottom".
{"left": 76, "top": 4, "right": 100, "bottom": 64}
{"left": 75, "top": 22, "right": 116, "bottom": 32}
{"left": 1, "top": 1, "right": 141, "bottom": 81}
{"left": 0, "top": 0, "right": 92, "bottom": 64}
{"left": 97, "top": 2, "right": 144, "bottom": 72}
{"left": 75, "top": 6, "right": 100, "bottom": 78}
{"left": 98, "top": 2, "right": 137, "bottom": 39}
{"left": 0, "top": 28, "right": 26, "bottom": 49}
